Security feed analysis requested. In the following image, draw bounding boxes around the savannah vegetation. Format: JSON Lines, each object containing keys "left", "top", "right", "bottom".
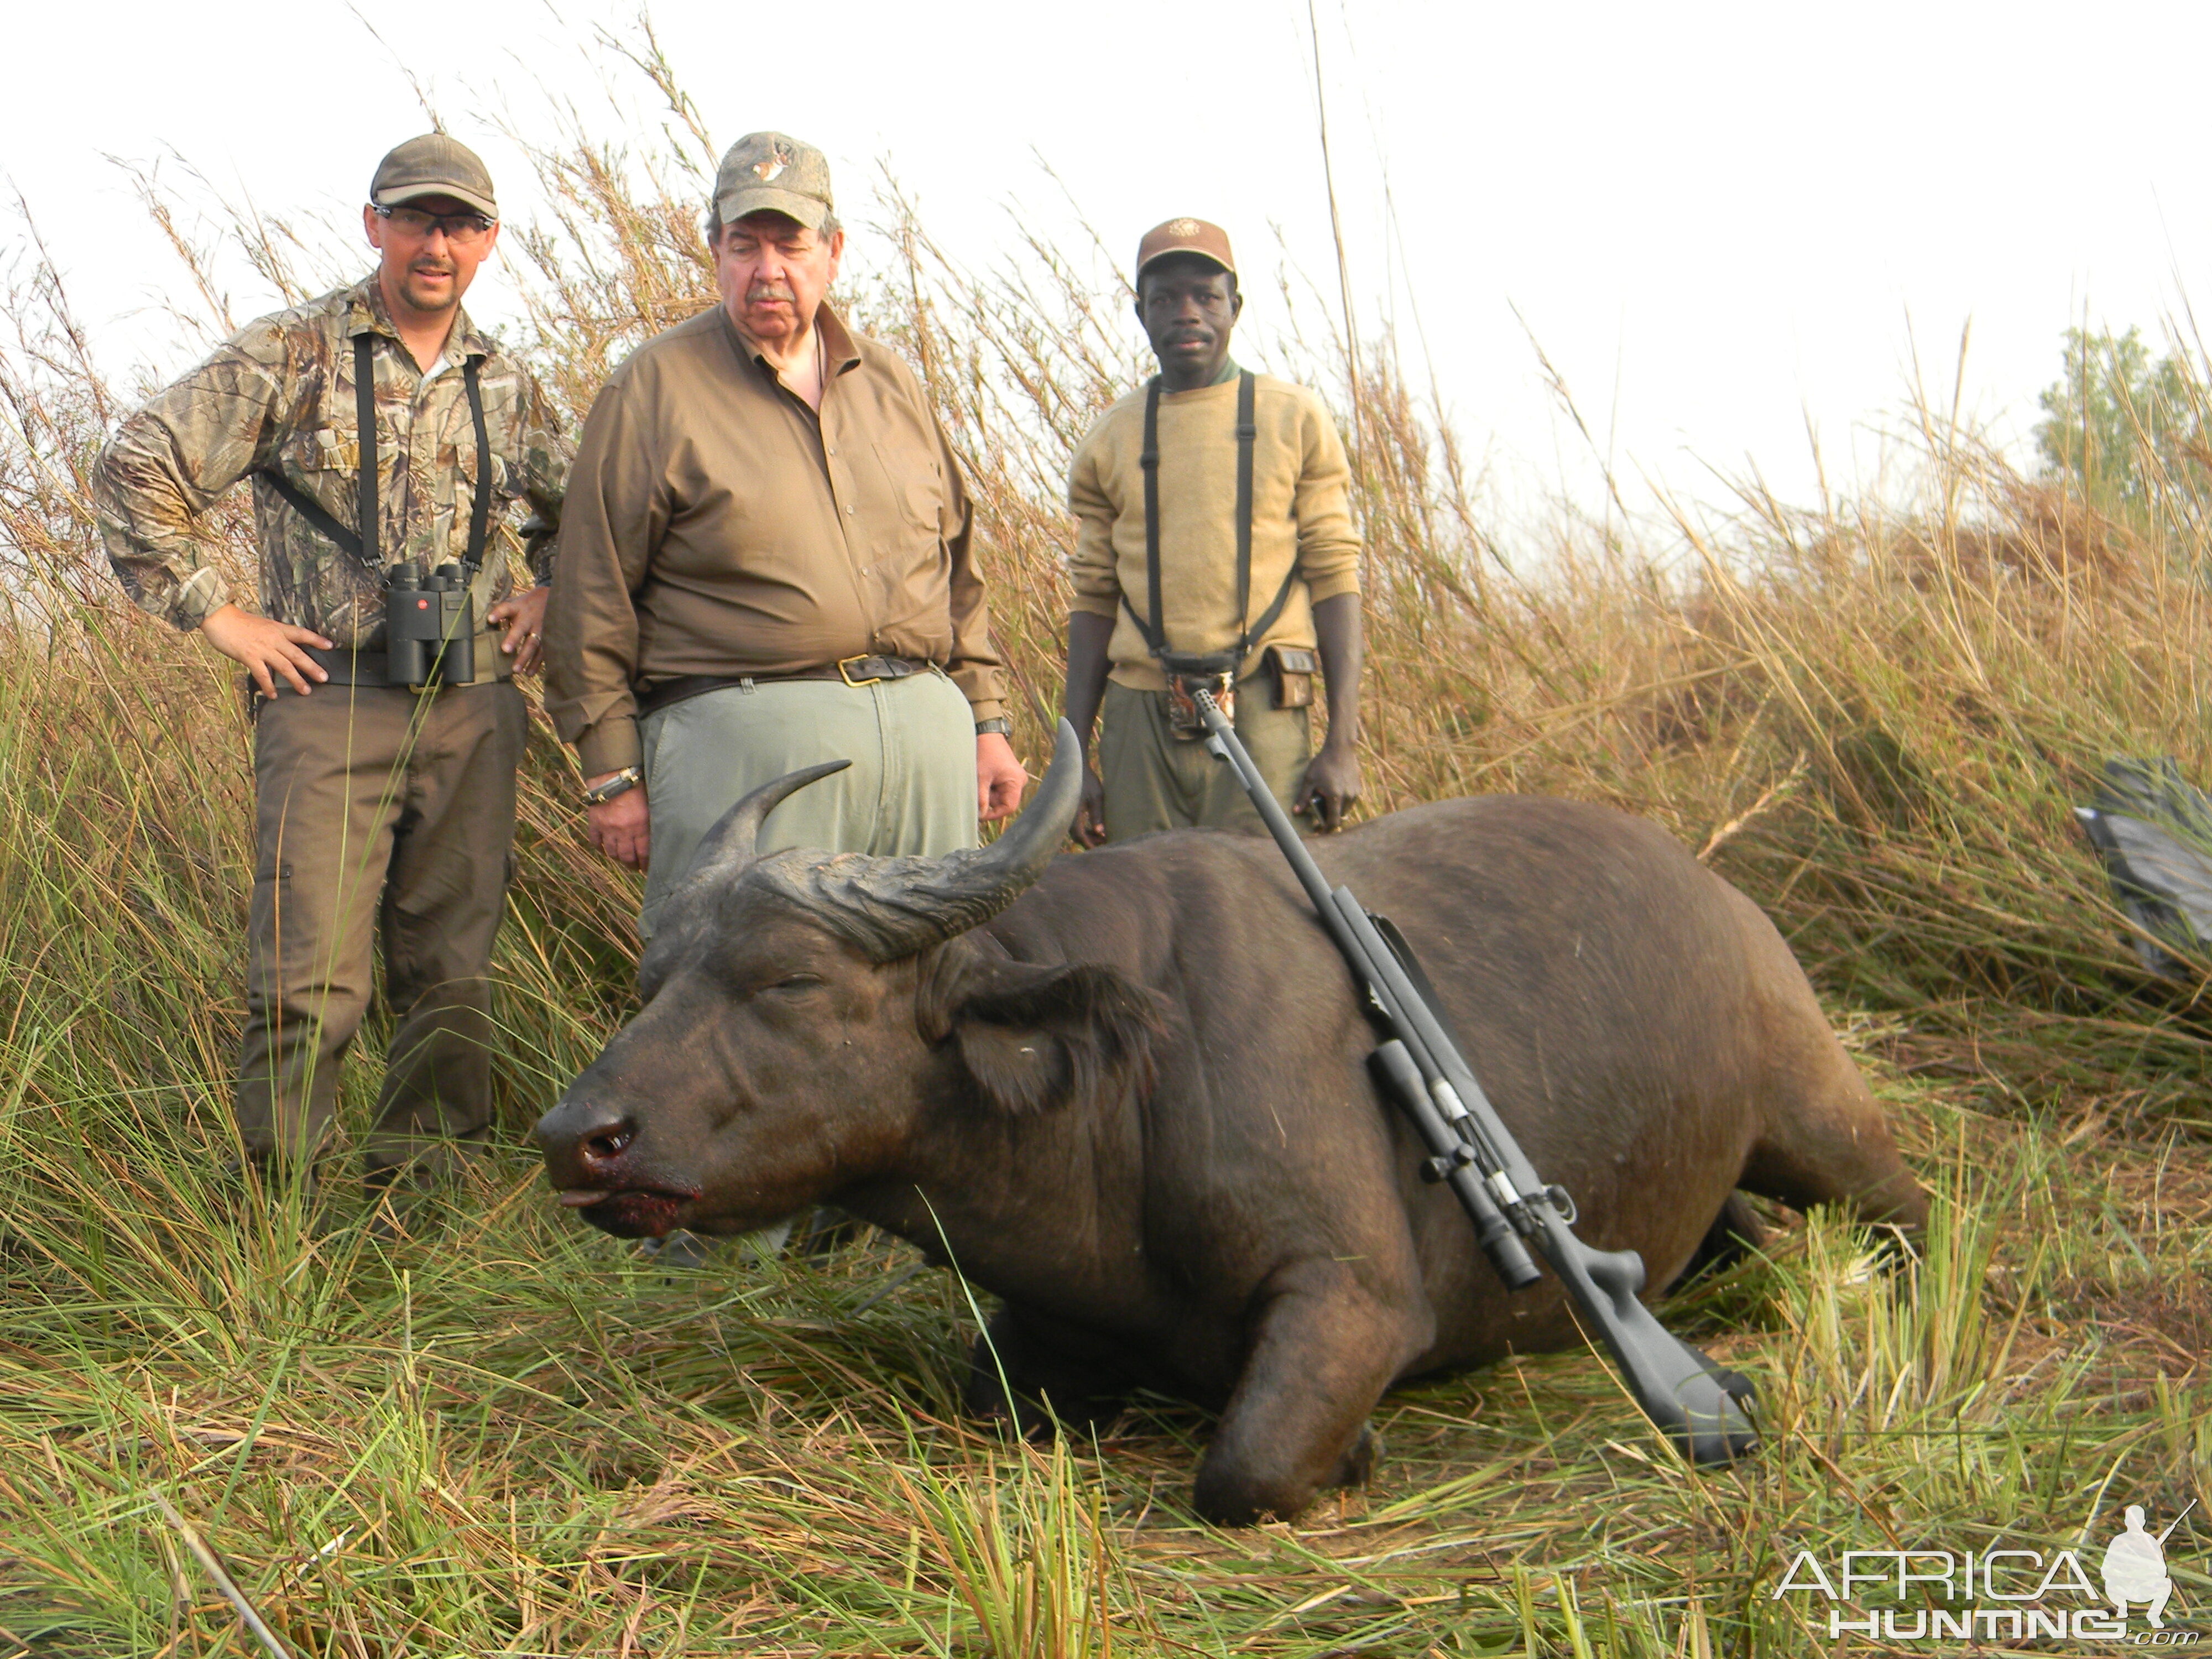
{"left": 0, "top": 43, "right": 2206, "bottom": 1658}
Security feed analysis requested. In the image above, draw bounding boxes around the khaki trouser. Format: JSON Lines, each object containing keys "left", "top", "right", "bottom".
{"left": 637, "top": 667, "right": 979, "bottom": 937}
{"left": 237, "top": 680, "right": 525, "bottom": 1176}
{"left": 1097, "top": 676, "right": 1311, "bottom": 842}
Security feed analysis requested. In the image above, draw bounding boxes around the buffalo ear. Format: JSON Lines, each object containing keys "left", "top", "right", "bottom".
{"left": 920, "top": 951, "right": 1161, "bottom": 1117}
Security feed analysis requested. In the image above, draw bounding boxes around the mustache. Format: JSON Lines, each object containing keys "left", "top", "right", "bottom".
{"left": 744, "top": 280, "right": 797, "bottom": 305}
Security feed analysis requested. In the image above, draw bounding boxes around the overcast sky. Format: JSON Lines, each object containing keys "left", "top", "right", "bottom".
{"left": 7, "top": 0, "right": 2206, "bottom": 534}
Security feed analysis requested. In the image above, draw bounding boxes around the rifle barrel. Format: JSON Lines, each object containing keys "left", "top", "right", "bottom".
{"left": 2157, "top": 1498, "right": 2198, "bottom": 1545}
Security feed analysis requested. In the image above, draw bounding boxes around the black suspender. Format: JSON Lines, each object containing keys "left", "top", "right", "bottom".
{"left": 462, "top": 358, "right": 493, "bottom": 570}
{"left": 1139, "top": 377, "right": 1166, "bottom": 655}
{"left": 1120, "top": 369, "right": 1297, "bottom": 669}
{"left": 257, "top": 330, "right": 495, "bottom": 581}
{"left": 1233, "top": 365, "right": 1257, "bottom": 645}
{"left": 356, "top": 332, "right": 378, "bottom": 566}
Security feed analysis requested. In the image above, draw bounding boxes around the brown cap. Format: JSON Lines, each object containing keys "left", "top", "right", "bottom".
{"left": 1135, "top": 217, "right": 1236, "bottom": 282}
{"left": 371, "top": 133, "right": 498, "bottom": 220}
{"left": 713, "top": 132, "right": 836, "bottom": 233}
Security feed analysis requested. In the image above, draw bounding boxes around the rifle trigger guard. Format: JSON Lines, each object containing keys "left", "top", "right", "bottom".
{"left": 1545, "top": 1183, "right": 1578, "bottom": 1225}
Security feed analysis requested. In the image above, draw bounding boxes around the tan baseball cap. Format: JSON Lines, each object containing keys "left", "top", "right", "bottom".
{"left": 1136, "top": 217, "right": 1236, "bottom": 282}
{"left": 713, "top": 132, "right": 836, "bottom": 233}
{"left": 371, "top": 133, "right": 497, "bottom": 220}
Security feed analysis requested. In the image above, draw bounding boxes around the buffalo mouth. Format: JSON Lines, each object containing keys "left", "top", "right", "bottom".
{"left": 555, "top": 1183, "right": 698, "bottom": 1239}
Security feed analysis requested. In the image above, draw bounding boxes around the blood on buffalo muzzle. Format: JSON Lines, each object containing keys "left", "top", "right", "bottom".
{"left": 535, "top": 1093, "right": 635, "bottom": 1186}
{"left": 534, "top": 1093, "right": 702, "bottom": 1238}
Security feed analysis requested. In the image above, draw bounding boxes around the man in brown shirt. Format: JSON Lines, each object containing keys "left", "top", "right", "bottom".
{"left": 544, "top": 131, "right": 1025, "bottom": 937}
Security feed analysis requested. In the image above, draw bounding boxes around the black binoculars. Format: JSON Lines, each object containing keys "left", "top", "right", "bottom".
{"left": 385, "top": 561, "right": 474, "bottom": 690}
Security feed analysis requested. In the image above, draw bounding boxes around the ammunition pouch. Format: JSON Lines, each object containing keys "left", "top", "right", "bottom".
{"left": 1264, "top": 645, "right": 1318, "bottom": 710}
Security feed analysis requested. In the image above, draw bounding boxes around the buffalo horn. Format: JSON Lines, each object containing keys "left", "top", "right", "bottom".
{"left": 754, "top": 719, "right": 1086, "bottom": 961}
{"left": 687, "top": 758, "right": 854, "bottom": 882}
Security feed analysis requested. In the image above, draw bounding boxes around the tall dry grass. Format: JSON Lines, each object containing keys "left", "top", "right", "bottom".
{"left": 0, "top": 42, "right": 2206, "bottom": 1656}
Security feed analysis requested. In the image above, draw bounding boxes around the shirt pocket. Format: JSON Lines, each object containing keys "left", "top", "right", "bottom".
{"left": 321, "top": 351, "right": 379, "bottom": 467}
{"left": 450, "top": 433, "right": 512, "bottom": 517}
{"left": 871, "top": 440, "right": 943, "bottom": 539}
{"left": 281, "top": 363, "right": 369, "bottom": 498}
{"left": 448, "top": 393, "right": 513, "bottom": 502}
{"left": 270, "top": 424, "right": 363, "bottom": 541}
{"left": 285, "top": 422, "right": 358, "bottom": 477}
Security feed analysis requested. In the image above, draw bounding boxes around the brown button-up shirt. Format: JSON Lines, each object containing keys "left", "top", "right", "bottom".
{"left": 544, "top": 301, "right": 1008, "bottom": 775}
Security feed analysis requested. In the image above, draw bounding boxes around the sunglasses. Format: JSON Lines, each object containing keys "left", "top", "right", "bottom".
{"left": 374, "top": 204, "right": 497, "bottom": 245}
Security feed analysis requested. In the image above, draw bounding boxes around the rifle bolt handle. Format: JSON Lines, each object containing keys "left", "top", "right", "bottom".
{"left": 1421, "top": 1146, "right": 1477, "bottom": 1184}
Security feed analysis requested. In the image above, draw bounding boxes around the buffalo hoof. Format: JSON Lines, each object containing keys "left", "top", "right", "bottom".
{"left": 1191, "top": 1464, "right": 1302, "bottom": 1527}
{"left": 1191, "top": 1423, "right": 1375, "bottom": 1527}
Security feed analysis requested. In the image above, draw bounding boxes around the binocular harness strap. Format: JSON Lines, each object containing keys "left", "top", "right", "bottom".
{"left": 257, "top": 331, "right": 495, "bottom": 583}
{"left": 462, "top": 358, "right": 493, "bottom": 576}
{"left": 356, "top": 332, "right": 378, "bottom": 571}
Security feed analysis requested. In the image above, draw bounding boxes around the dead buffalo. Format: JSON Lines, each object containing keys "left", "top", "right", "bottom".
{"left": 537, "top": 724, "right": 1927, "bottom": 1524}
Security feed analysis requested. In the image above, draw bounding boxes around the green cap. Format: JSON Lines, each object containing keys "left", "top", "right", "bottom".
{"left": 713, "top": 132, "right": 835, "bottom": 233}
{"left": 371, "top": 133, "right": 497, "bottom": 221}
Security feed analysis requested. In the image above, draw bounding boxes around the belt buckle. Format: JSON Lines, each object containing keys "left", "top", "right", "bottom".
{"left": 838, "top": 654, "right": 884, "bottom": 687}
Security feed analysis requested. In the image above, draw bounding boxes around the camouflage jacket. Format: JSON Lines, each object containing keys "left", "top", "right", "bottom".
{"left": 93, "top": 275, "right": 570, "bottom": 646}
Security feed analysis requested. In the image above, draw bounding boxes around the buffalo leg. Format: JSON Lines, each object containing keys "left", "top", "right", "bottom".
{"left": 1193, "top": 1259, "right": 1430, "bottom": 1526}
{"left": 1743, "top": 1048, "right": 1928, "bottom": 1230}
{"left": 966, "top": 1303, "right": 1135, "bottom": 1433}
{"left": 1726, "top": 889, "right": 1929, "bottom": 1230}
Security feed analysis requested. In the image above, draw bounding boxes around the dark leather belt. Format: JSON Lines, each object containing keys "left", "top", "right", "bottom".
{"left": 303, "top": 633, "right": 512, "bottom": 688}
{"left": 637, "top": 655, "right": 933, "bottom": 719}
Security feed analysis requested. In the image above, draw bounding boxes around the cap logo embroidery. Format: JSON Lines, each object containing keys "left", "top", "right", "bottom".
{"left": 1167, "top": 218, "right": 1202, "bottom": 237}
{"left": 754, "top": 142, "right": 795, "bottom": 184}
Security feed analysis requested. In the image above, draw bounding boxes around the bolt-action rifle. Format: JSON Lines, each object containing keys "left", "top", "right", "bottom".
{"left": 1194, "top": 690, "right": 1758, "bottom": 1464}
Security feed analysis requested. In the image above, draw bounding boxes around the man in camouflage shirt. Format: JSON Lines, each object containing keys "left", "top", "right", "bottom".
{"left": 93, "top": 134, "right": 571, "bottom": 1191}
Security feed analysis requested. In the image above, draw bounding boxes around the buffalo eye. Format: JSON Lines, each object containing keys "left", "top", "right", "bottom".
{"left": 766, "top": 973, "right": 825, "bottom": 993}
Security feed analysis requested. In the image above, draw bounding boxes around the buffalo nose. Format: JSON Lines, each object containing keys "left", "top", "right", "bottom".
{"left": 534, "top": 1096, "right": 637, "bottom": 1183}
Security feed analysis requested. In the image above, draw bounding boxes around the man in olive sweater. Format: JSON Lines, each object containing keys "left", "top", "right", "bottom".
{"left": 1062, "top": 218, "right": 1364, "bottom": 844}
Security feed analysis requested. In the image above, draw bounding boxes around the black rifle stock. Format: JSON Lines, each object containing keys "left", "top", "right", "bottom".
{"left": 1193, "top": 691, "right": 1757, "bottom": 1465}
